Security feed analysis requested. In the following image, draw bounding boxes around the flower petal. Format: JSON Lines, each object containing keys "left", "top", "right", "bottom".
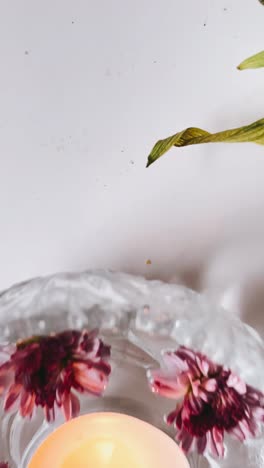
{"left": 96, "top": 340, "right": 111, "bottom": 359}
{"left": 196, "top": 356, "right": 209, "bottom": 377}
{"left": 166, "top": 407, "right": 179, "bottom": 425}
{"left": 162, "top": 352, "right": 189, "bottom": 373}
{"left": 79, "top": 329, "right": 100, "bottom": 357}
{"left": 61, "top": 393, "right": 71, "bottom": 421}
{"left": 227, "top": 373, "right": 246, "bottom": 395}
{"left": 62, "top": 391, "right": 81, "bottom": 421}
{"left": 4, "top": 383, "right": 21, "bottom": 411}
{"left": 208, "top": 428, "right": 224, "bottom": 458}
{"left": 187, "top": 391, "right": 204, "bottom": 414}
{"left": 177, "top": 429, "right": 194, "bottom": 453}
{"left": 229, "top": 422, "right": 246, "bottom": 442}
{"left": 252, "top": 406, "right": 264, "bottom": 422}
{"left": 70, "top": 392, "right": 80, "bottom": 418}
{"left": 203, "top": 378, "right": 217, "bottom": 393}
{"left": 196, "top": 434, "right": 207, "bottom": 454}
{"left": 148, "top": 369, "right": 189, "bottom": 399}
{"left": 193, "top": 385, "right": 209, "bottom": 403}
{"left": 20, "top": 390, "right": 35, "bottom": 418}
{"left": 176, "top": 347, "right": 197, "bottom": 362}
{"left": 44, "top": 405, "right": 55, "bottom": 422}
{"left": 73, "top": 363, "right": 108, "bottom": 395}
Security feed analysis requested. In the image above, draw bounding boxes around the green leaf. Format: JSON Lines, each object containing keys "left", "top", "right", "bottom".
{"left": 237, "top": 50, "right": 264, "bottom": 70}
{"left": 146, "top": 119, "right": 264, "bottom": 167}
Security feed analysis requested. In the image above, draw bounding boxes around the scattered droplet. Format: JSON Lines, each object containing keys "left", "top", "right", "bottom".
{"left": 24, "top": 50, "right": 29, "bottom": 55}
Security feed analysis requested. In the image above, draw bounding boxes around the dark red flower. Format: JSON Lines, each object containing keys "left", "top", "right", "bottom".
{"left": 0, "top": 329, "right": 111, "bottom": 421}
{"left": 0, "top": 463, "right": 9, "bottom": 468}
{"left": 148, "top": 346, "right": 264, "bottom": 457}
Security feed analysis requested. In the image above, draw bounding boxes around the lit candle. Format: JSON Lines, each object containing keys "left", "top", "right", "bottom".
{"left": 28, "top": 412, "right": 190, "bottom": 468}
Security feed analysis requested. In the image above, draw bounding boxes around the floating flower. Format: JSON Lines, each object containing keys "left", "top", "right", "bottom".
{"left": 0, "top": 329, "right": 111, "bottom": 421}
{"left": 148, "top": 346, "right": 264, "bottom": 457}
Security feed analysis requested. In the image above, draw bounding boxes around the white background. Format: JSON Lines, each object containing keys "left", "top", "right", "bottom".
{"left": 0, "top": 1, "right": 264, "bottom": 330}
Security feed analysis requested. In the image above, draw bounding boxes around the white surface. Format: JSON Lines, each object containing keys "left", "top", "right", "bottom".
{"left": 0, "top": 0, "right": 264, "bottom": 315}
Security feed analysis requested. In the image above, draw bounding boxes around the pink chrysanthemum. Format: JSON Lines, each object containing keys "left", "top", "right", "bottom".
{"left": 0, "top": 329, "right": 111, "bottom": 421}
{"left": 148, "top": 346, "right": 264, "bottom": 457}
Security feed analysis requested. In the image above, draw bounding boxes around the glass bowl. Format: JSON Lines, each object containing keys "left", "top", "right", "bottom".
{"left": 0, "top": 270, "right": 263, "bottom": 467}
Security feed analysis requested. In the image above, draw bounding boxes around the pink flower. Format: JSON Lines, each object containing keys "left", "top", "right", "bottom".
{"left": 0, "top": 463, "right": 8, "bottom": 468}
{"left": 0, "top": 329, "right": 111, "bottom": 421}
{"left": 148, "top": 346, "right": 264, "bottom": 458}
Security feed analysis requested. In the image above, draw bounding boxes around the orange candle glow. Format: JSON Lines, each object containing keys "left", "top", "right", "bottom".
{"left": 28, "top": 412, "right": 190, "bottom": 468}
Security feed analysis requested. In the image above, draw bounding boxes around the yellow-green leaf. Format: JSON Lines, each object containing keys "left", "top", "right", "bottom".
{"left": 237, "top": 50, "right": 264, "bottom": 70}
{"left": 146, "top": 119, "right": 264, "bottom": 167}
